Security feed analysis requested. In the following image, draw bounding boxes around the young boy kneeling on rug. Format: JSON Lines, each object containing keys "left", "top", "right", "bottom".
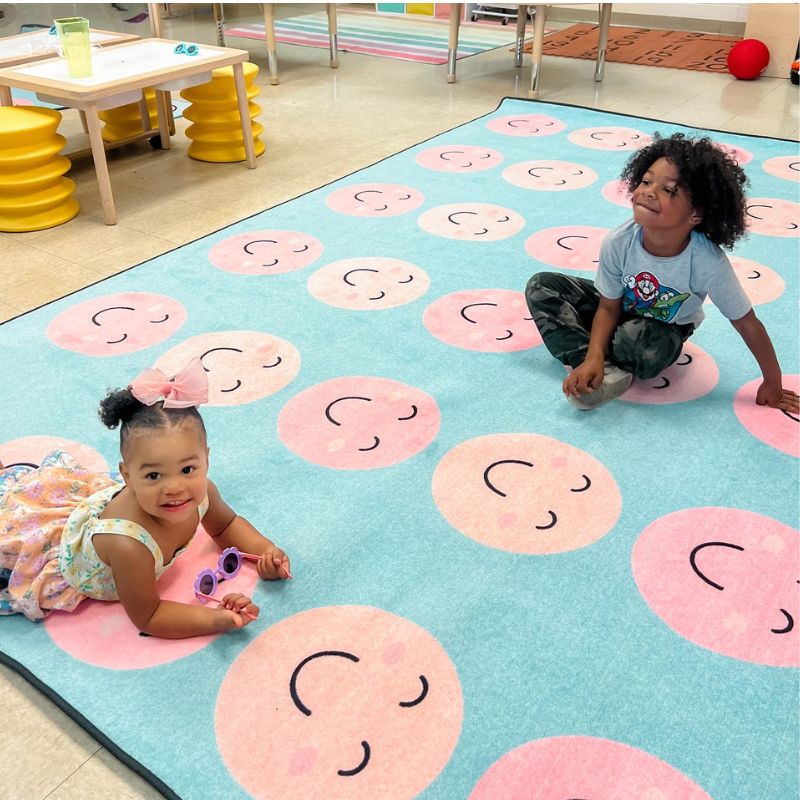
{"left": 0, "top": 358, "right": 291, "bottom": 637}
{"left": 525, "top": 132, "right": 799, "bottom": 413}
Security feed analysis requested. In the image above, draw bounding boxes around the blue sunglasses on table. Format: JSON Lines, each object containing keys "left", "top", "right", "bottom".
{"left": 174, "top": 42, "right": 199, "bottom": 56}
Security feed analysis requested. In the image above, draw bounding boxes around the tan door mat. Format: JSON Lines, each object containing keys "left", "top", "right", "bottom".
{"left": 526, "top": 23, "right": 741, "bottom": 72}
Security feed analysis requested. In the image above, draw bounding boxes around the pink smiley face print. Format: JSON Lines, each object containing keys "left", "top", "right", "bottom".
{"left": 619, "top": 342, "right": 718, "bottom": 405}
{"left": 278, "top": 376, "right": 440, "bottom": 470}
{"left": 762, "top": 155, "right": 800, "bottom": 182}
{"left": 524, "top": 225, "right": 609, "bottom": 272}
{"left": 726, "top": 256, "right": 785, "bottom": 305}
{"left": 153, "top": 331, "right": 301, "bottom": 407}
{"left": 307, "top": 257, "right": 430, "bottom": 310}
{"left": 632, "top": 507, "right": 799, "bottom": 667}
{"left": 325, "top": 183, "right": 424, "bottom": 217}
{"left": 216, "top": 605, "right": 463, "bottom": 800}
{"left": 734, "top": 374, "right": 799, "bottom": 457}
{"left": 47, "top": 292, "right": 186, "bottom": 356}
{"left": 0, "top": 436, "right": 108, "bottom": 472}
{"left": 502, "top": 160, "right": 598, "bottom": 191}
{"left": 44, "top": 532, "right": 259, "bottom": 669}
{"left": 414, "top": 144, "right": 503, "bottom": 173}
{"left": 423, "top": 289, "right": 542, "bottom": 353}
{"left": 567, "top": 126, "right": 653, "bottom": 151}
{"left": 417, "top": 203, "right": 525, "bottom": 242}
{"left": 601, "top": 178, "right": 633, "bottom": 208}
{"left": 469, "top": 735, "right": 713, "bottom": 800}
{"left": 432, "top": 433, "right": 621, "bottom": 554}
{"left": 208, "top": 230, "right": 323, "bottom": 275}
{"left": 485, "top": 113, "right": 566, "bottom": 137}
{"left": 745, "top": 197, "right": 800, "bottom": 237}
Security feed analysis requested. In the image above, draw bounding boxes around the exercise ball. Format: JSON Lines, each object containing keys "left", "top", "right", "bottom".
{"left": 727, "top": 39, "right": 770, "bottom": 80}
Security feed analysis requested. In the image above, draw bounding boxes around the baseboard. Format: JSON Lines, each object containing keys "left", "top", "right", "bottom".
{"left": 544, "top": 8, "right": 746, "bottom": 37}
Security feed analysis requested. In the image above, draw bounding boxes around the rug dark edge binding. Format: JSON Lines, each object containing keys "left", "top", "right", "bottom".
{"left": 0, "top": 94, "right": 796, "bottom": 797}
{"left": 0, "top": 648, "right": 181, "bottom": 800}
{"left": 0, "top": 95, "right": 794, "bottom": 329}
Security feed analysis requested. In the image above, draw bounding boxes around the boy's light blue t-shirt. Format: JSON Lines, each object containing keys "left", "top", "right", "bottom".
{"left": 594, "top": 219, "right": 752, "bottom": 327}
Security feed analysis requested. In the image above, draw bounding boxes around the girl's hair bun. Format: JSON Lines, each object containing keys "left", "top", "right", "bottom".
{"left": 98, "top": 388, "right": 143, "bottom": 430}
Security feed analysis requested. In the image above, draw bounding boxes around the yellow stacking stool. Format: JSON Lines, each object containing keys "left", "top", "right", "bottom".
{"left": 0, "top": 107, "right": 79, "bottom": 232}
{"left": 99, "top": 89, "right": 160, "bottom": 142}
{"left": 180, "top": 62, "right": 265, "bottom": 163}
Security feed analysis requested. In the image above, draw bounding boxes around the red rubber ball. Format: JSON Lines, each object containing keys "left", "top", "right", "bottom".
{"left": 727, "top": 39, "right": 770, "bottom": 80}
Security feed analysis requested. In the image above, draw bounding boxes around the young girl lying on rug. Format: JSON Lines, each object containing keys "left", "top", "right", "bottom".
{"left": 0, "top": 358, "right": 291, "bottom": 637}
{"left": 525, "top": 132, "right": 799, "bottom": 412}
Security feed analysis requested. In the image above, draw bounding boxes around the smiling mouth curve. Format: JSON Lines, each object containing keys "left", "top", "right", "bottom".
{"left": 161, "top": 500, "right": 190, "bottom": 512}
{"left": 636, "top": 202, "right": 658, "bottom": 214}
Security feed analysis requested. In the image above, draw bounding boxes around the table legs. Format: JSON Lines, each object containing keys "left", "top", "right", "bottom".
{"left": 327, "top": 4, "right": 339, "bottom": 68}
{"left": 0, "top": 85, "right": 11, "bottom": 107}
{"left": 528, "top": 4, "right": 547, "bottom": 98}
{"left": 514, "top": 5, "right": 528, "bottom": 68}
{"left": 83, "top": 104, "right": 117, "bottom": 225}
{"left": 595, "top": 3, "right": 613, "bottom": 82}
{"left": 263, "top": 3, "right": 279, "bottom": 85}
{"left": 232, "top": 63, "right": 257, "bottom": 169}
{"left": 155, "top": 89, "right": 171, "bottom": 150}
{"left": 447, "top": 4, "right": 460, "bottom": 83}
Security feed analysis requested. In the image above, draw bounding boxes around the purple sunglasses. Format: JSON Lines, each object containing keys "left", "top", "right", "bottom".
{"left": 194, "top": 547, "right": 259, "bottom": 618}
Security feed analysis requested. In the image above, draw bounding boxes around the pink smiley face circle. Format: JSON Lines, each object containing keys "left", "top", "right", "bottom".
{"left": 153, "top": 331, "right": 300, "bottom": 407}
{"left": 632, "top": 507, "right": 799, "bottom": 666}
{"left": 215, "top": 605, "right": 463, "bottom": 800}
{"left": 601, "top": 178, "right": 633, "bottom": 208}
{"left": 567, "top": 126, "right": 653, "bottom": 151}
{"left": 47, "top": 292, "right": 186, "bottom": 356}
{"left": 524, "top": 225, "right": 609, "bottom": 272}
{"left": 734, "top": 374, "right": 799, "bottom": 457}
{"left": 423, "top": 289, "right": 542, "bottom": 353}
{"left": 414, "top": 144, "right": 503, "bottom": 172}
{"left": 469, "top": 735, "right": 713, "bottom": 799}
{"left": 485, "top": 113, "right": 566, "bottom": 137}
{"left": 325, "top": 183, "right": 424, "bottom": 217}
{"left": 208, "top": 230, "right": 323, "bottom": 275}
{"left": 726, "top": 256, "right": 785, "bottom": 305}
{"left": 278, "top": 376, "right": 440, "bottom": 470}
{"left": 0, "top": 436, "right": 108, "bottom": 472}
{"left": 619, "top": 342, "right": 718, "bottom": 405}
{"left": 417, "top": 203, "right": 525, "bottom": 242}
{"left": 307, "top": 257, "right": 430, "bottom": 310}
{"left": 762, "top": 155, "right": 800, "bottom": 182}
{"left": 44, "top": 533, "right": 259, "bottom": 669}
{"left": 745, "top": 197, "right": 800, "bottom": 237}
{"left": 432, "top": 433, "right": 621, "bottom": 554}
{"left": 502, "top": 160, "right": 598, "bottom": 191}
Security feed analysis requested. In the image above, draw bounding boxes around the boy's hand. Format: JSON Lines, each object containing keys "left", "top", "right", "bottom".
{"left": 756, "top": 381, "right": 800, "bottom": 413}
{"left": 563, "top": 357, "right": 604, "bottom": 398}
{"left": 216, "top": 593, "right": 259, "bottom": 629}
{"left": 256, "top": 545, "right": 292, "bottom": 580}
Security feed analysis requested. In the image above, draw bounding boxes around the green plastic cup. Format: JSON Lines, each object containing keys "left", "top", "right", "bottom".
{"left": 54, "top": 17, "right": 92, "bottom": 78}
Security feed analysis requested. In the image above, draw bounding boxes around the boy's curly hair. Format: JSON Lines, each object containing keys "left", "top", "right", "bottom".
{"left": 620, "top": 132, "right": 749, "bottom": 249}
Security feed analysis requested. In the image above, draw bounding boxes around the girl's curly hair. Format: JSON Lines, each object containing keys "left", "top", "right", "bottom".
{"left": 620, "top": 132, "right": 749, "bottom": 249}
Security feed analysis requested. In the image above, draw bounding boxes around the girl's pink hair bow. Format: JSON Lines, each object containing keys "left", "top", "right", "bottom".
{"left": 129, "top": 357, "right": 209, "bottom": 408}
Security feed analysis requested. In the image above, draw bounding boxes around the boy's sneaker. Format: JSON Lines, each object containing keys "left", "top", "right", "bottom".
{"left": 569, "top": 362, "right": 633, "bottom": 410}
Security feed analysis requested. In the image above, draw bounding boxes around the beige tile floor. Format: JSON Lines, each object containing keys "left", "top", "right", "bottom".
{"left": 1, "top": 4, "right": 798, "bottom": 799}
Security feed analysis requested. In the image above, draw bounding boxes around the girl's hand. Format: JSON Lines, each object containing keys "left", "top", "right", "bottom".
{"left": 756, "top": 381, "right": 800, "bottom": 413}
{"left": 563, "top": 358, "right": 604, "bottom": 398}
{"left": 216, "top": 593, "right": 259, "bottom": 629}
{"left": 257, "top": 545, "right": 292, "bottom": 580}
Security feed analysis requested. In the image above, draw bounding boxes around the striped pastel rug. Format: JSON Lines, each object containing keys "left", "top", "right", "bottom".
{"left": 226, "top": 9, "right": 530, "bottom": 65}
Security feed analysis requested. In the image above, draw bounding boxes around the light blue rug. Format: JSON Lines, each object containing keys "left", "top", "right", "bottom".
{"left": 0, "top": 98, "right": 797, "bottom": 800}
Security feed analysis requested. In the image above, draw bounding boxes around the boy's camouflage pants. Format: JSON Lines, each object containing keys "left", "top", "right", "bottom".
{"left": 525, "top": 272, "right": 694, "bottom": 379}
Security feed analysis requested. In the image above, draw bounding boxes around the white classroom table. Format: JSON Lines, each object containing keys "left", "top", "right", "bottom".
{"left": 0, "top": 38, "right": 257, "bottom": 226}
{"left": 447, "top": 3, "right": 613, "bottom": 97}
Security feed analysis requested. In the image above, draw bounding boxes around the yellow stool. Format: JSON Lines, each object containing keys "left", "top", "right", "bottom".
{"left": 180, "top": 62, "right": 265, "bottom": 163}
{"left": 0, "top": 107, "right": 79, "bottom": 232}
{"left": 99, "top": 89, "right": 159, "bottom": 142}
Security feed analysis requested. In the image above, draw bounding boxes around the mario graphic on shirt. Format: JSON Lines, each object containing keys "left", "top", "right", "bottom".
{"left": 622, "top": 271, "right": 690, "bottom": 322}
